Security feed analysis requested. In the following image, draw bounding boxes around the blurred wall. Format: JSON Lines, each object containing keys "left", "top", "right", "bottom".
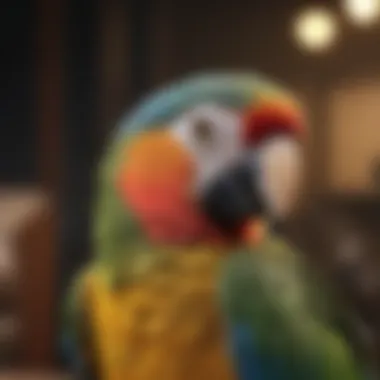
{"left": 328, "top": 81, "right": 380, "bottom": 193}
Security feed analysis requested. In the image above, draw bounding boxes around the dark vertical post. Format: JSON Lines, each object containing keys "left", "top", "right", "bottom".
{"left": 33, "top": 0, "right": 64, "bottom": 368}
{"left": 130, "top": 0, "right": 151, "bottom": 99}
{"left": 36, "top": 0, "right": 63, "bottom": 193}
{"left": 60, "top": 0, "right": 100, "bottom": 301}
{"left": 150, "top": 0, "right": 178, "bottom": 86}
{"left": 98, "top": 0, "right": 131, "bottom": 139}
{"left": 0, "top": 1, "right": 37, "bottom": 182}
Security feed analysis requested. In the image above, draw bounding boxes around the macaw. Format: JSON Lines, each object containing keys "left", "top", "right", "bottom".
{"left": 61, "top": 72, "right": 365, "bottom": 380}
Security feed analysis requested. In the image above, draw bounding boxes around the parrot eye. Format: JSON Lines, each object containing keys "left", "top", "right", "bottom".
{"left": 193, "top": 118, "right": 215, "bottom": 145}
{"left": 170, "top": 104, "right": 243, "bottom": 192}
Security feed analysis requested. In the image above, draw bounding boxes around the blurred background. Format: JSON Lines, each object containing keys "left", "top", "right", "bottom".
{"left": 1, "top": 0, "right": 380, "bottom": 378}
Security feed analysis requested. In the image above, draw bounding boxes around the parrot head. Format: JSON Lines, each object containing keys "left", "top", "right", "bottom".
{"left": 114, "top": 73, "right": 306, "bottom": 246}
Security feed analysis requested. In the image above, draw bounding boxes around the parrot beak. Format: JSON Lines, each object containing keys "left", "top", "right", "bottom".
{"left": 198, "top": 141, "right": 302, "bottom": 244}
{"left": 198, "top": 158, "right": 266, "bottom": 241}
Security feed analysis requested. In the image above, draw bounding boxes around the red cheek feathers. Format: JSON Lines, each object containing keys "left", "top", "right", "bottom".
{"left": 243, "top": 100, "right": 307, "bottom": 146}
{"left": 116, "top": 130, "right": 224, "bottom": 245}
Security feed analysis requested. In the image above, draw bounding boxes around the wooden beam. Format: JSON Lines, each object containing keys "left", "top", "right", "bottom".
{"left": 35, "top": 0, "right": 64, "bottom": 194}
{"left": 130, "top": 0, "right": 151, "bottom": 98}
{"left": 98, "top": 0, "right": 131, "bottom": 139}
{"left": 33, "top": 0, "right": 64, "bottom": 368}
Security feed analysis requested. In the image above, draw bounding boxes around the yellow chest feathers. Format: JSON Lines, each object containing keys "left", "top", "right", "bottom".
{"left": 85, "top": 249, "right": 236, "bottom": 380}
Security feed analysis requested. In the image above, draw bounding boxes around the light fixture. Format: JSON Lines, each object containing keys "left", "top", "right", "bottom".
{"left": 342, "top": 0, "right": 380, "bottom": 26}
{"left": 292, "top": 7, "right": 339, "bottom": 53}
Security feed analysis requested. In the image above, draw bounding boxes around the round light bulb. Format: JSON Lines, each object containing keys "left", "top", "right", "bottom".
{"left": 292, "top": 7, "right": 339, "bottom": 53}
{"left": 343, "top": 0, "right": 380, "bottom": 26}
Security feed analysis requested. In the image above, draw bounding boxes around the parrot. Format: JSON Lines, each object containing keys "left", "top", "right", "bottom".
{"left": 61, "top": 71, "right": 366, "bottom": 380}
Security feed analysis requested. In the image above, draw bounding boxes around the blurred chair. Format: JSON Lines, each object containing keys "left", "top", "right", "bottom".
{"left": 0, "top": 188, "right": 56, "bottom": 370}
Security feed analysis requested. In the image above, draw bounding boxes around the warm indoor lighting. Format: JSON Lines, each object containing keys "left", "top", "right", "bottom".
{"left": 343, "top": 0, "right": 380, "bottom": 26}
{"left": 292, "top": 7, "right": 339, "bottom": 53}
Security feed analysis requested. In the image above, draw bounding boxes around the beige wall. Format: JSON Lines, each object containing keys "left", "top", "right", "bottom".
{"left": 327, "top": 81, "right": 380, "bottom": 193}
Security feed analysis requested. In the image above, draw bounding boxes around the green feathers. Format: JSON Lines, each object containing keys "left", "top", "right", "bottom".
{"left": 220, "top": 236, "right": 363, "bottom": 379}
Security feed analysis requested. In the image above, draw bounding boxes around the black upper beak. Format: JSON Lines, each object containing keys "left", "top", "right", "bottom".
{"left": 199, "top": 160, "right": 265, "bottom": 236}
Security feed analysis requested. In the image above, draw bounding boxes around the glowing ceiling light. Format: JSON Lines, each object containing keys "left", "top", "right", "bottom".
{"left": 292, "top": 7, "right": 339, "bottom": 53}
{"left": 343, "top": 0, "right": 380, "bottom": 26}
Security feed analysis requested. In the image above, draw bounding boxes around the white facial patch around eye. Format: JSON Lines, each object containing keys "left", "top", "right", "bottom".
{"left": 258, "top": 137, "right": 304, "bottom": 219}
{"left": 170, "top": 104, "right": 243, "bottom": 194}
